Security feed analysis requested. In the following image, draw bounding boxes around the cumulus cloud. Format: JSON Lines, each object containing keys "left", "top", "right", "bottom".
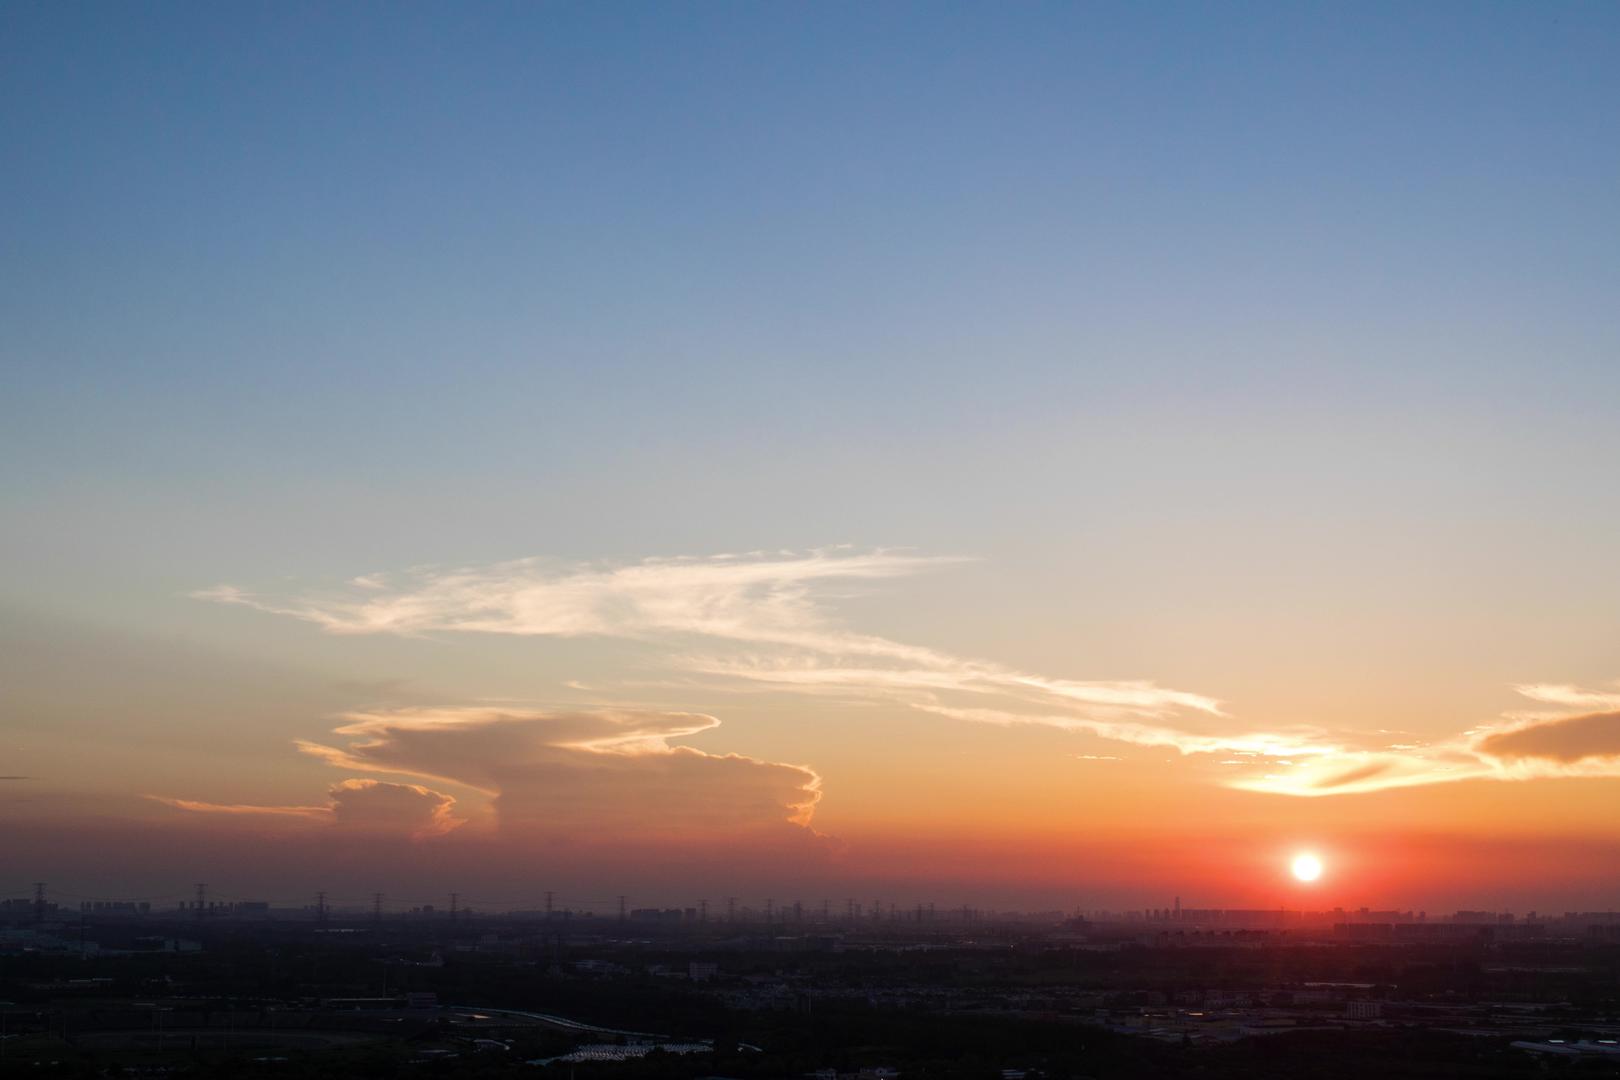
{"left": 150, "top": 778, "right": 461, "bottom": 838}
{"left": 297, "top": 707, "right": 824, "bottom": 840}
{"left": 327, "top": 779, "right": 462, "bottom": 835}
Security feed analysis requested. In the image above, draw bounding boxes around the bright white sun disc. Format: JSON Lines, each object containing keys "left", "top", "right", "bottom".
{"left": 1291, "top": 853, "right": 1323, "bottom": 882}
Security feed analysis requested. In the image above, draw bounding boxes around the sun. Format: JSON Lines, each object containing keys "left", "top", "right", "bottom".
{"left": 1291, "top": 852, "right": 1324, "bottom": 882}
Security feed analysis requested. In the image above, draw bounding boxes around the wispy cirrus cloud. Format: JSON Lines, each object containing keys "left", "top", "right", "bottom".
{"left": 1511, "top": 683, "right": 1620, "bottom": 712}
{"left": 194, "top": 548, "right": 963, "bottom": 662}
{"left": 1230, "top": 683, "right": 1620, "bottom": 797}
{"left": 196, "top": 547, "right": 1225, "bottom": 744}
{"left": 913, "top": 703, "right": 1338, "bottom": 760}
{"left": 196, "top": 549, "right": 1620, "bottom": 801}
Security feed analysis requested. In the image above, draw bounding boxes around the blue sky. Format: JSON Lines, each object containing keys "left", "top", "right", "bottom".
{"left": 4, "top": 2, "right": 1620, "bottom": 904}
{"left": 5, "top": 0, "right": 1617, "bottom": 646}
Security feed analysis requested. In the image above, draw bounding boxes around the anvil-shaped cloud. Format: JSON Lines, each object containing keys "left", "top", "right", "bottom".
{"left": 297, "top": 707, "right": 824, "bottom": 837}
{"left": 151, "top": 778, "right": 461, "bottom": 838}
{"left": 157, "top": 707, "right": 824, "bottom": 849}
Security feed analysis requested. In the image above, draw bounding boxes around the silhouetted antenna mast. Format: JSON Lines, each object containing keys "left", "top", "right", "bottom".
{"left": 32, "top": 882, "right": 45, "bottom": 923}
{"left": 315, "top": 891, "right": 327, "bottom": 924}
{"left": 195, "top": 883, "right": 207, "bottom": 921}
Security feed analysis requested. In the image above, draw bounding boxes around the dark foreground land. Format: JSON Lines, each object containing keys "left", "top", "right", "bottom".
{"left": 4, "top": 913, "right": 1620, "bottom": 1078}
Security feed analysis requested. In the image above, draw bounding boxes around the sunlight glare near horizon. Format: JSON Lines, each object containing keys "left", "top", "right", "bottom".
{"left": 1291, "top": 853, "right": 1324, "bottom": 883}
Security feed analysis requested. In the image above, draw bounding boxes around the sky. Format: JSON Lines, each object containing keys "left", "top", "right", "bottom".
{"left": 3, "top": 1, "right": 1619, "bottom": 916}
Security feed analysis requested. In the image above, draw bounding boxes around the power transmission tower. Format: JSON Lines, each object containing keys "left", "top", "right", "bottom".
{"left": 449, "top": 893, "right": 458, "bottom": 924}
{"left": 315, "top": 891, "right": 328, "bottom": 925}
{"left": 617, "top": 895, "right": 627, "bottom": 922}
{"left": 32, "top": 882, "right": 45, "bottom": 923}
{"left": 544, "top": 891, "right": 554, "bottom": 918}
{"left": 699, "top": 899, "right": 708, "bottom": 923}
{"left": 764, "top": 898, "right": 774, "bottom": 923}
{"left": 195, "top": 883, "right": 207, "bottom": 921}
{"left": 372, "top": 892, "right": 383, "bottom": 922}
{"left": 726, "top": 897, "right": 737, "bottom": 923}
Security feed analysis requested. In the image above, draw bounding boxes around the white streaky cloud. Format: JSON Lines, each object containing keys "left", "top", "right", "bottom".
{"left": 193, "top": 549, "right": 966, "bottom": 656}
{"left": 1002, "top": 673, "right": 1223, "bottom": 715}
{"left": 1511, "top": 683, "right": 1620, "bottom": 710}
{"left": 195, "top": 548, "right": 1224, "bottom": 745}
{"left": 146, "top": 797, "right": 329, "bottom": 819}
{"left": 1226, "top": 750, "right": 1495, "bottom": 797}
{"left": 684, "top": 655, "right": 1222, "bottom": 716}
{"left": 914, "top": 704, "right": 1337, "bottom": 759}
{"left": 1234, "top": 683, "right": 1620, "bottom": 796}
